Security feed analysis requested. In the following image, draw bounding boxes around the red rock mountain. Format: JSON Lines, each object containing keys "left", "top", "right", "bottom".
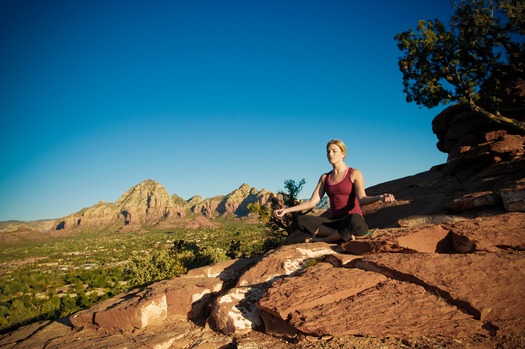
{"left": 52, "top": 180, "right": 271, "bottom": 233}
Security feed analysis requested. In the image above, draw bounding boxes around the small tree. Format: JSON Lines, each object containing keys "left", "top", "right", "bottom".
{"left": 249, "top": 178, "right": 306, "bottom": 234}
{"left": 395, "top": 0, "right": 525, "bottom": 132}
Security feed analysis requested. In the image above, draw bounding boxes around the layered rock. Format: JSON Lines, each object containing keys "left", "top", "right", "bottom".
{"left": 432, "top": 104, "right": 525, "bottom": 178}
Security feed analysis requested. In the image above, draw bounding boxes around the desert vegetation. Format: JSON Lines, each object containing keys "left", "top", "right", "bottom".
{"left": 0, "top": 221, "right": 281, "bottom": 333}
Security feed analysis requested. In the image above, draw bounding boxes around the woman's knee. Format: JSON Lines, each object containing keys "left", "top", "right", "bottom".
{"left": 349, "top": 214, "right": 368, "bottom": 235}
{"left": 296, "top": 215, "right": 322, "bottom": 234}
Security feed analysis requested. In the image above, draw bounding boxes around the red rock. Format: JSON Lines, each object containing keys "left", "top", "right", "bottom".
{"left": 92, "top": 287, "right": 168, "bottom": 331}
{"left": 260, "top": 311, "right": 299, "bottom": 338}
{"left": 498, "top": 180, "right": 525, "bottom": 212}
{"left": 257, "top": 262, "right": 387, "bottom": 325}
{"left": 159, "top": 277, "right": 222, "bottom": 319}
{"left": 237, "top": 242, "right": 339, "bottom": 287}
{"left": 184, "top": 258, "right": 255, "bottom": 288}
{"left": 354, "top": 253, "right": 525, "bottom": 334}
{"left": 340, "top": 225, "right": 453, "bottom": 255}
{"left": 70, "top": 289, "right": 143, "bottom": 330}
{"left": 448, "top": 212, "right": 525, "bottom": 253}
{"left": 447, "top": 191, "right": 499, "bottom": 212}
{"left": 70, "top": 276, "right": 223, "bottom": 331}
{"left": 210, "top": 285, "right": 267, "bottom": 335}
{"left": 289, "top": 279, "right": 484, "bottom": 338}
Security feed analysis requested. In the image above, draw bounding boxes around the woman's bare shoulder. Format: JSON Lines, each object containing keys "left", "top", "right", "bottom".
{"left": 349, "top": 168, "right": 363, "bottom": 180}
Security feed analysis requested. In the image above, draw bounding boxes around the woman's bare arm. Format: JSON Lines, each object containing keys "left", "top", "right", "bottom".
{"left": 274, "top": 174, "right": 326, "bottom": 218}
{"left": 351, "top": 169, "right": 395, "bottom": 206}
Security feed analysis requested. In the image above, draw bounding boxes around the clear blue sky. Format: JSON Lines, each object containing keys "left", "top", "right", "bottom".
{"left": 0, "top": 0, "right": 454, "bottom": 222}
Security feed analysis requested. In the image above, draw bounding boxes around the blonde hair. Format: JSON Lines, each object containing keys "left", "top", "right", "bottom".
{"left": 326, "top": 139, "right": 347, "bottom": 157}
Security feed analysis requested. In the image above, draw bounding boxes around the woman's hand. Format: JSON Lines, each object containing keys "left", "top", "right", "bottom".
{"left": 380, "top": 193, "right": 395, "bottom": 203}
{"left": 273, "top": 208, "right": 288, "bottom": 218}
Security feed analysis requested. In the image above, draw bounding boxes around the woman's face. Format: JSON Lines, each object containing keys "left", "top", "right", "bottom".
{"left": 326, "top": 144, "right": 345, "bottom": 164}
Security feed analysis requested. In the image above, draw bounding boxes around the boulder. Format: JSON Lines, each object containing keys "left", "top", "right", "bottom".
{"left": 210, "top": 285, "right": 267, "bottom": 335}
{"left": 71, "top": 275, "right": 223, "bottom": 331}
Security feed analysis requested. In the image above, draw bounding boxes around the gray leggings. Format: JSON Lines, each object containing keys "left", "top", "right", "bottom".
{"left": 296, "top": 214, "right": 369, "bottom": 242}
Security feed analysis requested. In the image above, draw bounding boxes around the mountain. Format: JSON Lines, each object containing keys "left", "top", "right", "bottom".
{"left": 51, "top": 180, "right": 272, "bottom": 233}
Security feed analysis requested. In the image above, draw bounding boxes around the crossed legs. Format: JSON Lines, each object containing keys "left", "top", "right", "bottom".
{"left": 296, "top": 213, "right": 369, "bottom": 243}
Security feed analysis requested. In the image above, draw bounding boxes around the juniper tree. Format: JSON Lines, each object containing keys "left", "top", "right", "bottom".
{"left": 395, "top": 0, "right": 525, "bottom": 132}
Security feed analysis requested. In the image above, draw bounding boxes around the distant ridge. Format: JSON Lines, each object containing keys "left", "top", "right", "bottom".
{"left": 0, "top": 180, "right": 273, "bottom": 239}
{"left": 50, "top": 179, "right": 274, "bottom": 233}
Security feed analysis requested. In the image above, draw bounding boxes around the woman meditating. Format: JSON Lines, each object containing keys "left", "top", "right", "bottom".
{"left": 273, "top": 139, "right": 395, "bottom": 243}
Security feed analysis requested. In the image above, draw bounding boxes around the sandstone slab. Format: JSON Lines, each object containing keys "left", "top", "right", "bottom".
{"left": 354, "top": 253, "right": 525, "bottom": 334}
{"left": 94, "top": 287, "right": 168, "bottom": 331}
{"left": 447, "top": 191, "right": 499, "bottom": 212}
{"left": 70, "top": 276, "right": 223, "bottom": 331}
{"left": 340, "top": 225, "right": 452, "bottom": 255}
{"left": 0, "top": 320, "right": 71, "bottom": 349}
{"left": 288, "top": 279, "right": 485, "bottom": 338}
{"left": 447, "top": 212, "right": 525, "bottom": 253}
{"left": 257, "top": 262, "right": 387, "bottom": 323}
{"left": 69, "top": 288, "right": 144, "bottom": 331}
{"left": 158, "top": 276, "right": 222, "bottom": 320}
{"left": 237, "top": 242, "right": 339, "bottom": 287}
{"left": 499, "top": 187, "right": 525, "bottom": 211}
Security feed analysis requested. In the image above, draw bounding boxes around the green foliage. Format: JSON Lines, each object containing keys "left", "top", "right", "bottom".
{"left": 0, "top": 222, "right": 276, "bottom": 333}
{"left": 124, "top": 249, "right": 186, "bottom": 288}
{"left": 283, "top": 178, "right": 306, "bottom": 207}
{"left": 226, "top": 239, "right": 242, "bottom": 259}
{"left": 249, "top": 178, "right": 306, "bottom": 235}
{"left": 395, "top": 0, "right": 525, "bottom": 131}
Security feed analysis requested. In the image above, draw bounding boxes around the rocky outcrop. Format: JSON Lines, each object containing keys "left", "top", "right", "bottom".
{"left": 3, "top": 210, "right": 524, "bottom": 348}
{"left": 432, "top": 104, "right": 525, "bottom": 178}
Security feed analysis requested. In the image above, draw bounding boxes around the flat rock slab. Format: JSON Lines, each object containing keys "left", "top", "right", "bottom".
{"left": 447, "top": 212, "right": 525, "bottom": 253}
{"left": 288, "top": 279, "right": 485, "bottom": 338}
{"left": 70, "top": 276, "right": 223, "bottom": 331}
{"left": 257, "top": 262, "right": 387, "bottom": 322}
{"left": 354, "top": 253, "right": 525, "bottom": 334}
{"left": 158, "top": 276, "right": 223, "bottom": 319}
{"left": 340, "top": 225, "right": 453, "bottom": 255}
{"left": 237, "top": 242, "right": 339, "bottom": 287}
{"left": 0, "top": 320, "right": 72, "bottom": 349}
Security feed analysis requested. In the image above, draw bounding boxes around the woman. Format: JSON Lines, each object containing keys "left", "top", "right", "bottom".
{"left": 274, "top": 139, "right": 395, "bottom": 243}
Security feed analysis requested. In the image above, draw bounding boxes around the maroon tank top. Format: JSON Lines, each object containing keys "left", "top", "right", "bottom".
{"left": 325, "top": 167, "right": 363, "bottom": 219}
